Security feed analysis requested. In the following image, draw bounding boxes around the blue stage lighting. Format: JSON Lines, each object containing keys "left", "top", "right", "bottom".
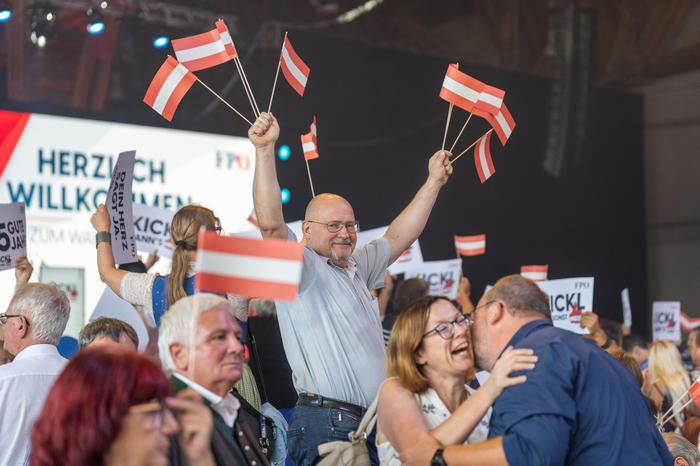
{"left": 278, "top": 144, "right": 291, "bottom": 161}
{"left": 86, "top": 8, "right": 105, "bottom": 35}
{"left": 0, "top": 9, "right": 11, "bottom": 23}
{"left": 281, "top": 188, "right": 291, "bottom": 204}
{"left": 152, "top": 35, "right": 170, "bottom": 49}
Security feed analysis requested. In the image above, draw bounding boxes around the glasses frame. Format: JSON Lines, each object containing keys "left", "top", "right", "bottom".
{"left": 0, "top": 313, "right": 24, "bottom": 325}
{"left": 423, "top": 312, "right": 473, "bottom": 340}
{"left": 129, "top": 400, "right": 165, "bottom": 428}
{"left": 472, "top": 300, "right": 497, "bottom": 315}
{"left": 306, "top": 220, "right": 360, "bottom": 234}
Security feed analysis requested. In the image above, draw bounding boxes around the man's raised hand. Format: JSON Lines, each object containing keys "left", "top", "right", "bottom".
{"left": 428, "top": 150, "right": 454, "bottom": 187}
{"left": 248, "top": 112, "right": 280, "bottom": 149}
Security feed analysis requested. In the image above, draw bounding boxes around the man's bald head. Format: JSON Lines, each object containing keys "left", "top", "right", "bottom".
{"left": 302, "top": 193, "right": 358, "bottom": 268}
{"left": 305, "top": 193, "right": 354, "bottom": 220}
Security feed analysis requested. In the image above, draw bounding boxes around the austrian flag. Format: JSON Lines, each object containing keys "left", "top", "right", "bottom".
{"left": 440, "top": 64, "right": 483, "bottom": 112}
{"left": 143, "top": 56, "right": 196, "bottom": 122}
{"left": 214, "top": 19, "right": 238, "bottom": 58}
{"left": 475, "top": 103, "right": 516, "bottom": 146}
{"left": 171, "top": 29, "right": 231, "bottom": 72}
{"left": 474, "top": 131, "right": 495, "bottom": 183}
{"left": 301, "top": 133, "right": 318, "bottom": 160}
{"left": 280, "top": 35, "right": 310, "bottom": 96}
{"left": 521, "top": 265, "right": 548, "bottom": 282}
{"left": 454, "top": 234, "right": 486, "bottom": 256}
{"left": 195, "top": 231, "right": 304, "bottom": 301}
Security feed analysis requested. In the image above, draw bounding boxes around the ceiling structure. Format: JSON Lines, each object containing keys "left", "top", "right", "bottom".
{"left": 2, "top": 0, "right": 700, "bottom": 112}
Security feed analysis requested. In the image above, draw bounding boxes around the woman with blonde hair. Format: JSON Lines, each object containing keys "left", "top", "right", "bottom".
{"left": 645, "top": 340, "right": 692, "bottom": 432}
{"left": 376, "top": 296, "right": 537, "bottom": 465}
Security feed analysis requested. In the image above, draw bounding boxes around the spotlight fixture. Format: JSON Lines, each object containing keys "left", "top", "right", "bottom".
{"left": 152, "top": 34, "right": 170, "bottom": 49}
{"left": 86, "top": 7, "right": 105, "bottom": 35}
{"left": 29, "top": 4, "right": 57, "bottom": 47}
{"left": 0, "top": 1, "right": 12, "bottom": 23}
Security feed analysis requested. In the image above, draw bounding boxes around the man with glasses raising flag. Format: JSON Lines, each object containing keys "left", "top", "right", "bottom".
{"left": 248, "top": 112, "right": 453, "bottom": 466}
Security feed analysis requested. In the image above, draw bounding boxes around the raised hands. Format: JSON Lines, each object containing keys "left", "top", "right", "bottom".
{"left": 248, "top": 112, "right": 280, "bottom": 149}
{"left": 427, "top": 150, "right": 454, "bottom": 187}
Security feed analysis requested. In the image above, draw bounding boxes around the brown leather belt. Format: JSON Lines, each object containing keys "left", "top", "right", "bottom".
{"left": 297, "top": 393, "right": 365, "bottom": 418}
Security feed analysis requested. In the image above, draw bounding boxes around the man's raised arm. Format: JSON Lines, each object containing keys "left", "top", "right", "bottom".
{"left": 383, "top": 149, "right": 453, "bottom": 264}
{"left": 249, "top": 113, "right": 287, "bottom": 240}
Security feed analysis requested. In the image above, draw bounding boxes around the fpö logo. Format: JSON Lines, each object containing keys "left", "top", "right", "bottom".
{"left": 216, "top": 151, "right": 250, "bottom": 171}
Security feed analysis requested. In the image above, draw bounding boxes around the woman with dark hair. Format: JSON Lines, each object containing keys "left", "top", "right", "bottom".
{"left": 376, "top": 296, "right": 537, "bottom": 465}
{"left": 29, "top": 347, "right": 215, "bottom": 466}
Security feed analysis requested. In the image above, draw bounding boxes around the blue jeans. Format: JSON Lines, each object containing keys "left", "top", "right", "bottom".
{"left": 287, "top": 403, "right": 378, "bottom": 466}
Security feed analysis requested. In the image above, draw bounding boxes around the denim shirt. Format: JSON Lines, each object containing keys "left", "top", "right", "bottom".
{"left": 489, "top": 319, "right": 673, "bottom": 466}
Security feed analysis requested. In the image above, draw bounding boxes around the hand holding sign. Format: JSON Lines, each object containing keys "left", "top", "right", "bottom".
{"left": 0, "top": 202, "right": 27, "bottom": 271}
{"left": 90, "top": 204, "right": 110, "bottom": 231}
{"left": 14, "top": 256, "right": 33, "bottom": 291}
{"left": 106, "top": 151, "right": 138, "bottom": 265}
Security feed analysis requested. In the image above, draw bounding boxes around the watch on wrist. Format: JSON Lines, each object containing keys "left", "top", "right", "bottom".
{"left": 430, "top": 447, "right": 447, "bottom": 466}
{"left": 601, "top": 337, "right": 613, "bottom": 349}
{"left": 95, "top": 231, "right": 111, "bottom": 248}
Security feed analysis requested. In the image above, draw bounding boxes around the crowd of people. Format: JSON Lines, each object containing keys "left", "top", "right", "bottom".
{"left": 0, "top": 112, "right": 697, "bottom": 465}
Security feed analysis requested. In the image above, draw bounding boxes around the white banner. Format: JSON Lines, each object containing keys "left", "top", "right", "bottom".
{"left": 107, "top": 151, "right": 138, "bottom": 264}
{"left": 0, "top": 202, "right": 27, "bottom": 271}
{"left": 0, "top": 110, "right": 256, "bottom": 316}
{"left": 652, "top": 301, "right": 681, "bottom": 343}
{"left": 356, "top": 225, "right": 424, "bottom": 274}
{"left": 621, "top": 288, "right": 632, "bottom": 328}
{"left": 538, "top": 277, "right": 594, "bottom": 335}
{"left": 404, "top": 258, "right": 462, "bottom": 300}
{"left": 91, "top": 287, "right": 149, "bottom": 352}
{"left": 133, "top": 203, "right": 175, "bottom": 257}
{"left": 39, "top": 265, "right": 84, "bottom": 338}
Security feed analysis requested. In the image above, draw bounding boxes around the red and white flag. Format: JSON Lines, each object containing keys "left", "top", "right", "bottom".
{"left": 195, "top": 231, "right": 304, "bottom": 301}
{"left": 521, "top": 265, "right": 548, "bottom": 282}
{"left": 280, "top": 35, "right": 310, "bottom": 96}
{"left": 439, "top": 64, "right": 483, "bottom": 112}
{"left": 301, "top": 133, "right": 319, "bottom": 160}
{"left": 475, "top": 103, "right": 515, "bottom": 146}
{"left": 477, "top": 84, "right": 505, "bottom": 114}
{"left": 171, "top": 29, "right": 231, "bottom": 72}
{"left": 143, "top": 56, "right": 197, "bottom": 122}
{"left": 310, "top": 115, "right": 317, "bottom": 140}
{"left": 681, "top": 311, "right": 700, "bottom": 332}
{"left": 454, "top": 234, "right": 486, "bottom": 256}
{"left": 474, "top": 131, "right": 495, "bottom": 183}
{"left": 214, "top": 19, "right": 238, "bottom": 59}
{"left": 690, "top": 380, "right": 700, "bottom": 408}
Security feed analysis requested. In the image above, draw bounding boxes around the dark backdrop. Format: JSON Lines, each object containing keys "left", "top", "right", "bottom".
{"left": 0, "top": 30, "right": 648, "bottom": 337}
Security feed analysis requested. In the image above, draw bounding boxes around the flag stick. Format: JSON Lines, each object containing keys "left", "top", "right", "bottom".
{"left": 233, "top": 59, "right": 259, "bottom": 118}
{"left": 658, "top": 396, "right": 693, "bottom": 427}
{"left": 450, "top": 129, "right": 493, "bottom": 165}
{"left": 441, "top": 103, "right": 453, "bottom": 151}
{"left": 235, "top": 57, "right": 261, "bottom": 117}
{"left": 658, "top": 391, "right": 693, "bottom": 426}
{"left": 449, "top": 113, "right": 473, "bottom": 153}
{"left": 267, "top": 32, "right": 287, "bottom": 113}
{"left": 196, "top": 78, "right": 253, "bottom": 126}
{"left": 305, "top": 158, "right": 316, "bottom": 197}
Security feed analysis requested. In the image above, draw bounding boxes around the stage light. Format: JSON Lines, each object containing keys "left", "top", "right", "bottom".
{"left": 152, "top": 35, "right": 170, "bottom": 49}
{"left": 0, "top": 1, "right": 12, "bottom": 23}
{"left": 86, "top": 8, "right": 105, "bottom": 35}
{"left": 30, "top": 5, "right": 57, "bottom": 47}
{"left": 277, "top": 144, "right": 291, "bottom": 161}
{"left": 281, "top": 188, "right": 291, "bottom": 205}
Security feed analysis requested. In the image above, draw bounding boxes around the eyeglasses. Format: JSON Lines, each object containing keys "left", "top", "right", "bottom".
{"left": 423, "top": 313, "right": 472, "bottom": 340}
{"left": 129, "top": 400, "right": 165, "bottom": 428}
{"left": 306, "top": 220, "right": 360, "bottom": 233}
{"left": 472, "top": 300, "right": 497, "bottom": 315}
{"left": 0, "top": 313, "right": 23, "bottom": 325}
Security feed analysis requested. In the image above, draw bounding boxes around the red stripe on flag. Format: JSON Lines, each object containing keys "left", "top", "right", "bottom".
{"left": 196, "top": 272, "right": 299, "bottom": 301}
{"left": 279, "top": 36, "right": 310, "bottom": 96}
{"left": 0, "top": 110, "right": 31, "bottom": 178}
{"left": 179, "top": 53, "right": 231, "bottom": 72}
{"left": 474, "top": 131, "right": 495, "bottom": 183}
{"left": 215, "top": 19, "right": 239, "bottom": 58}
{"left": 143, "top": 57, "right": 175, "bottom": 107}
{"left": 474, "top": 104, "right": 515, "bottom": 146}
{"left": 439, "top": 64, "right": 484, "bottom": 112}
{"left": 143, "top": 56, "right": 196, "bottom": 122}
{"left": 454, "top": 234, "right": 486, "bottom": 256}
{"left": 476, "top": 84, "right": 505, "bottom": 114}
{"left": 198, "top": 231, "right": 303, "bottom": 261}
{"left": 690, "top": 381, "right": 700, "bottom": 408}
{"left": 161, "top": 71, "right": 196, "bottom": 121}
{"left": 172, "top": 29, "right": 222, "bottom": 51}
{"left": 283, "top": 36, "right": 310, "bottom": 79}
{"left": 521, "top": 265, "right": 548, "bottom": 273}
{"left": 301, "top": 132, "right": 319, "bottom": 160}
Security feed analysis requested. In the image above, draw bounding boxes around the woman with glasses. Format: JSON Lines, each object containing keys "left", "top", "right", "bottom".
{"left": 376, "top": 296, "right": 537, "bottom": 465}
{"left": 29, "top": 346, "right": 215, "bottom": 466}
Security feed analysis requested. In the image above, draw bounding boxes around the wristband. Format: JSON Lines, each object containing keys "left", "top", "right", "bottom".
{"left": 430, "top": 448, "right": 447, "bottom": 466}
{"left": 95, "top": 231, "right": 111, "bottom": 248}
{"left": 601, "top": 337, "right": 613, "bottom": 349}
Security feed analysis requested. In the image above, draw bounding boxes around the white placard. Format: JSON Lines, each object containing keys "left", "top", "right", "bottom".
{"left": 39, "top": 265, "right": 84, "bottom": 338}
{"left": 356, "top": 225, "right": 424, "bottom": 274}
{"left": 0, "top": 202, "right": 27, "bottom": 271}
{"left": 621, "top": 288, "right": 632, "bottom": 328}
{"left": 91, "top": 287, "right": 149, "bottom": 352}
{"left": 106, "top": 151, "right": 138, "bottom": 264}
{"left": 133, "top": 203, "right": 175, "bottom": 257}
{"left": 404, "top": 258, "right": 462, "bottom": 299}
{"left": 652, "top": 301, "right": 681, "bottom": 343}
{"left": 537, "top": 277, "right": 594, "bottom": 334}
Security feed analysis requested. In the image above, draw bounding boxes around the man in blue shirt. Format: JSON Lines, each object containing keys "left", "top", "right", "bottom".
{"left": 402, "top": 275, "right": 673, "bottom": 466}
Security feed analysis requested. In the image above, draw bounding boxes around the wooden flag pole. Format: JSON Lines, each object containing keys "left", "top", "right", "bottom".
{"left": 658, "top": 396, "right": 693, "bottom": 428}
{"left": 235, "top": 57, "right": 261, "bottom": 117}
{"left": 305, "top": 158, "right": 316, "bottom": 197}
{"left": 450, "top": 129, "right": 493, "bottom": 165}
{"left": 233, "top": 59, "right": 259, "bottom": 118}
{"left": 449, "top": 113, "right": 473, "bottom": 153}
{"left": 196, "top": 78, "right": 253, "bottom": 126}
{"left": 441, "top": 102, "right": 454, "bottom": 151}
{"left": 267, "top": 32, "right": 288, "bottom": 113}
